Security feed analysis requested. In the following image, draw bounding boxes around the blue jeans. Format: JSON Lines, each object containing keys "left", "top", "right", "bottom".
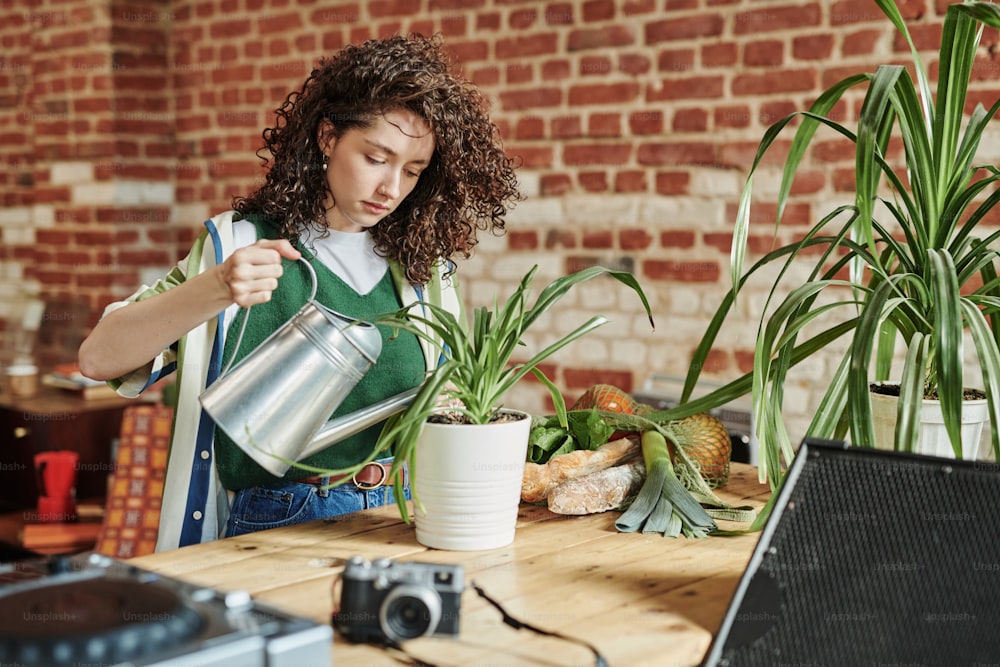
{"left": 224, "top": 458, "right": 409, "bottom": 538}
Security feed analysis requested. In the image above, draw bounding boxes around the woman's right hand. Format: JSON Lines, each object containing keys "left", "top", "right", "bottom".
{"left": 217, "top": 238, "right": 302, "bottom": 307}
{"left": 79, "top": 237, "right": 302, "bottom": 381}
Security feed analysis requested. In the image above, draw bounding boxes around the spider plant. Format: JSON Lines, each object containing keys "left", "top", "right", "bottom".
{"left": 652, "top": 0, "right": 1000, "bottom": 492}
{"left": 305, "top": 264, "right": 653, "bottom": 520}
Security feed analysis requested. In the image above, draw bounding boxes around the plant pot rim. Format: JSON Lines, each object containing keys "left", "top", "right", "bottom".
{"left": 425, "top": 408, "right": 531, "bottom": 428}
{"left": 869, "top": 381, "right": 988, "bottom": 404}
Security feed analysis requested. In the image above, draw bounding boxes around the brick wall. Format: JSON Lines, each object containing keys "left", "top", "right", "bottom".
{"left": 2, "top": 0, "right": 999, "bottom": 441}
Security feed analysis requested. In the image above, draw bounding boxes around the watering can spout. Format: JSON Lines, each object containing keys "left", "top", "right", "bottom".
{"left": 297, "top": 386, "right": 420, "bottom": 462}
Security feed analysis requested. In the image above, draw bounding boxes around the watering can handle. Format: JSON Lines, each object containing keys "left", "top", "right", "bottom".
{"left": 220, "top": 256, "right": 318, "bottom": 377}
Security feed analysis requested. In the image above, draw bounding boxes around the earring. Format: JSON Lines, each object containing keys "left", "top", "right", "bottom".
{"left": 322, "top": 155, "right": 329, "bottom": 172}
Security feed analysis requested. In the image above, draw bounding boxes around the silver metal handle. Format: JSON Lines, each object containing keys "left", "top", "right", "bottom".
{"left": 296, "top": 386, "right": 420, "bottom": 461}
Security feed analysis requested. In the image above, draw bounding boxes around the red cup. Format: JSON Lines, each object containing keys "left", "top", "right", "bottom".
{"left": 34, "top": 450, "right": 79, "bottom": 522}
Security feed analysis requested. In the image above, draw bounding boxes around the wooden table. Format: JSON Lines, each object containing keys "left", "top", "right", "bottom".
{"left": 131, "top": 463, "right": 770, "bottom": 667}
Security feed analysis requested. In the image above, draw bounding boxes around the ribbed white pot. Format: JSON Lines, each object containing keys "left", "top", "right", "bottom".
{"left": 870, "top": 383, "right": 990, "bottom": 459}
{"left": 413, "top": 410, "right": 531, "bottom": 551}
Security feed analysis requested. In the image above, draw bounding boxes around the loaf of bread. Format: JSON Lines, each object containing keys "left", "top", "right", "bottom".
{"left": 520, "top": 435, "right": 640, "bottom": 503}
{"left": 547, "top": 462, "right": 646, "bottom": 515}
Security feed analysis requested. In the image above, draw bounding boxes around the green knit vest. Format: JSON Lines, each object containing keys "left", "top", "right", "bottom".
{"left": 213, "top": 215, "right": 425, "bottom": 490}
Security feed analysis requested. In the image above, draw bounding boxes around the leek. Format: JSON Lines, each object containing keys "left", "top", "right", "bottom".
{"left": 615, "top": 430, "right": 717, "bottom": 538}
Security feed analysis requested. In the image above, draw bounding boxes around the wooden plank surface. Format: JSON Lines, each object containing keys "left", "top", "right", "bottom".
{"left": 131, "top": 463, "right": 769, "bottom": 667}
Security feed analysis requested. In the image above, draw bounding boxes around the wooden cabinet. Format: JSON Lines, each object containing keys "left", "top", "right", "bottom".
{"left": 0, "top": 387, "right": 135, "bottom": 512}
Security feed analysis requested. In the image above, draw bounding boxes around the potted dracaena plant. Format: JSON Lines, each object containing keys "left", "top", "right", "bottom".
{"left": 295, "top": 264, "right": 655, "bottom": 550}
{"left": 648, "top": 0, "right": 1000, "bottom": 495}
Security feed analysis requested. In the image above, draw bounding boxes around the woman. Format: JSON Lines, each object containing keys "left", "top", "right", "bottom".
{"left": 78, "top": 34, "right": 521, "bottom": 551}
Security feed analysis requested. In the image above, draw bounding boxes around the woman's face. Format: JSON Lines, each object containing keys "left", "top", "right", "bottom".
{"left": 320, "top": 109, "right": 435, "bottom": 233}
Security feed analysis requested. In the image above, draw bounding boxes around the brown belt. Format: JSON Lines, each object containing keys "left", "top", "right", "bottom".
{"left": 295, "top": 461, "right": 397, "bottom": 490}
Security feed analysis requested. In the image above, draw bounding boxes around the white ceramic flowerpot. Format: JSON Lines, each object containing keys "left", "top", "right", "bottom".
{"left": 412, "top": 410, "right": 531, "bottom": 551}
{"left": 870, "top": 384, "right": 990, "bottom": 459}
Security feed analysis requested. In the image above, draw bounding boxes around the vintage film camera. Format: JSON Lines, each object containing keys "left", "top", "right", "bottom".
{"left": 333, "top": 556, "right": 463, "bottom": 644}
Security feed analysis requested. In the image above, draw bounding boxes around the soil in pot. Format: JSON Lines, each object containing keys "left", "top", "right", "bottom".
{"left": 869, "top": 383, "right": 986, "bottom": 401}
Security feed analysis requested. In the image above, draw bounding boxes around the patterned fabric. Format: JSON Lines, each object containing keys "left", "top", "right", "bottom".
{"left": 94, "top": 404, "right": 175, "bottom": 559}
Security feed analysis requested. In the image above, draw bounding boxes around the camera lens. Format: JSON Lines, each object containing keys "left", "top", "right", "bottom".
{"left": 379, "top": 585, "right": 441, "bottom": 642}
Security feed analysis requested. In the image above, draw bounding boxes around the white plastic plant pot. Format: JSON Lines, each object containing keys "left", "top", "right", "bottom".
{"left": 412, "top": 410, "right": 531, "bottom": 551}
{"left": 870, "top": 384, "right": 990, "bottom": 460}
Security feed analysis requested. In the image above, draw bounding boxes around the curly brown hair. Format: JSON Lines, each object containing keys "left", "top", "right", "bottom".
{"left": 232, "top": 34, "right": 521, "bottom": 285}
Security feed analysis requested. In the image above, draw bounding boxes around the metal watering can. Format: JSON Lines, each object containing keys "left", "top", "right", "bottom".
{"left": 199, "top": 258, "right": 416, "bottom": 477}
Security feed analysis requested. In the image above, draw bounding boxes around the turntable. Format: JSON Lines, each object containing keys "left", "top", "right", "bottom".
{"left": 0, "top": 552, "right": 332, "bottom": 666}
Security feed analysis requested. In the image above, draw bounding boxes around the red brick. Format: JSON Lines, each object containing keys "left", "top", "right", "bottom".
{"left": 733, "top": 4, "right": 822, "bottom": 34}
{"left": 618, "top": 53, "right": 651, "bottom": 75}
{"left": 568, "top": 82, "right": 639, "bottom": 105}
{"left": 541, "top": 173, "right": 573, "bottom": 195}
{"left": 690, "top": 349, "right": 732, "bottom": 378}
{"left": 262, "top": 60, "right": 308, "bottom": 81}
{"left": 545, "top": 229, "right": 578, "bottom": 248}
{"left": 842, "top": 28, "right": 884, "bottom": 57}
{"left": 541, "top": 58, "right": 572, "bottom": 80}
{"left": 507, "top": 145, "right": 554, "bottom": 168}
{"left": 582, "top": 0, "right": 615, "bottom": 22}
{"left": 470, "top": 65, "right": 500, "bottom": 87}
{"left": 613, "top": 170, "right": 646, "bottom": 192}
{"left": 734, "top": 349, "right": 755, "bottom": 375}
{"left": 544, "top": 3, "right": 575, "bottom": 25}
{"left": 703, "top": 232, "right": 733, "bottom": 253}
{"left": 582, "top": 229, "right": 613, "bottom": 248}
{"left": 474, "top": 11, "right": 501, "bottom": 30}
{"left": 620, "top": 228, "right": 652, "bottom": 249}
{"left": 744, "top": 40, "right": 783, "bottom": 67}
{"left": 498, "top": 87, "right": 562, "bottom": 111}
{"left": 551, "top": 115, "right": 582, "bottom": 139}
{"left": 660, "top": 230, "right": 696, "bottom": 248}
{"left": 623, "top": 0, "right": 655, "bottom": 14}
{"left": 647, "top": 75, "right": 724, "bottom": 101}
{"left": 637, "top": 141, "right": 714, "bottom": 166}
{"left": 830, "top": 0, "right": 890, "bottom": 25}
{"left": 715, "top": 105, "right": 751, "bottom": 128}
{"left": 789, "top": 169, "right": 826, "bottom": 195}
{"left": 588, "top": 113, "right": 620, "bottom": 137}
{"left": 209, "top": 18, "right": 252, "bottom": 39}
{"left": 507, "top": 63, "right": 533, "bottom": 84}
{"left": 515, "top": 116, "right": 545, "bottom": 140}
{"left": 673, "top": 108, "right": 708, "bottom": 132}
{"left": 732, "top": 68, "right": 817, "bottom": 96}
{"left": 507, "top": 230, "right": 539, "bottom": 250}
{"left": 568, "top": 25, "right": 635, "bottom": 51}
{"left": 646, "top": 14, "right": 724, "bottom": 43}
{"left": 509, "top": 8, "right": 537, "bottom": 28}
{"left": 430, "top": 0, "right": 485, "bottom": 9}
{"left": 369, "top": 0, "right": 421, "bottom": 17}
{"left": 495, "top": 34, "right": 558, "bottom": 59}
{"left": 580, "top": 56, "right": 613, "bottom": 76}
{"left": 563, "top": 143, "right": 631, "bottom": 166}
{"left": 793, "top": 34, "right": 834, "bottom": 60}
{"left": 579, "top": 172, "right": 608, "bottom": 192}
{"left": 655, "top": 172, "right": 690, "bottom": 195}
{"left": 629, "top": 110, "right": 664, "bottom": 134}
{"left": 657, "top": 48, "right": 696, "bottom": 73}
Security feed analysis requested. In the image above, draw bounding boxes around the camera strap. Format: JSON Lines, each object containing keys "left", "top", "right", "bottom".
{"left": 471, "top": 581, "right": 609, "bottom": 667}
{"left": 379, "top": 582, "right": 609, "bottom": 667}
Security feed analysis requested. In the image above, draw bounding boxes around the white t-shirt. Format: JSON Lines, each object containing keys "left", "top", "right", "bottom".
{"left": 232, "top": 219, "right": 387, "bottom": 294}
{"left": 225, "top": 220, "right": 389, "bottom": 330}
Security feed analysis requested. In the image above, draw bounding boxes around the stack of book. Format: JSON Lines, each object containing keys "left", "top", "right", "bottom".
{"left": 41, "top": 363, "right": 119, "bottom": 400}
